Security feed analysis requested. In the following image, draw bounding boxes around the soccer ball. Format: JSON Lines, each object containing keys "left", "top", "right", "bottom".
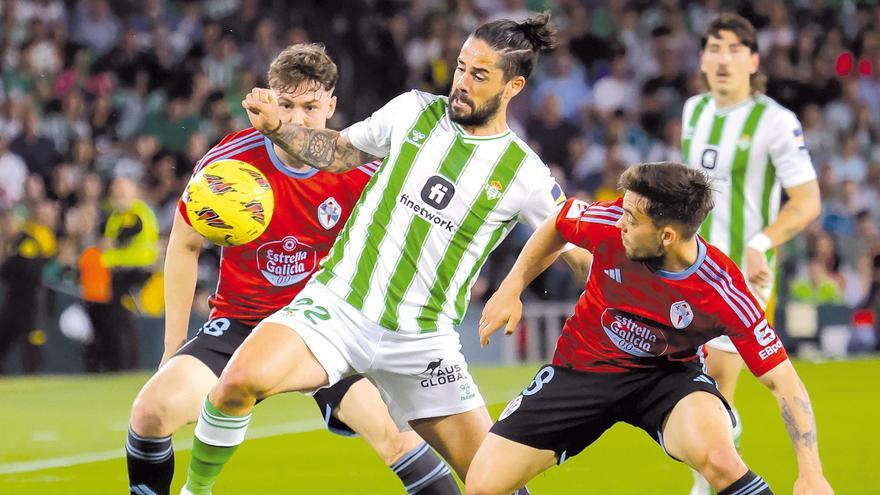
{"left": 184, "top": 159, "right": 274, "bottom": 246}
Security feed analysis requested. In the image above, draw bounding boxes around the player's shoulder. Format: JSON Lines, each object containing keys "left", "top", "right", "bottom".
{"left": 700, "top": 240, "right": 748, "bottom": 284}
{"left": 509, "top": 135, "right": 551, "bottom": 175}
{"left": 756, "top": 94, "right": 801, "bottom": 128}
{"left": 683, "top": 92, "right": 712, "bottom": 115}
{"left": 387, "top": 90, "right": 445, "bottom": 113}
{"left": 561, "top": 197, "right": 623, "bottom": 222}
{"left": 350, "top": 159, "right": 381, "bottom": 179}
{"left": 195, "top": 127, "right": 265, "bottom": 172}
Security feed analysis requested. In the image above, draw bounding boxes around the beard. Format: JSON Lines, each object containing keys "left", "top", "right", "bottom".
{"left": 449, "top": 89, "right": 503, "bottom": 127}
{"left": 624, "top": 237, "right": 666, "bottom": 267}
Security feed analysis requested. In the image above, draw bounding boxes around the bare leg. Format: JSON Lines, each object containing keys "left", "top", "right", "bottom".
{"left": 465, "top": 433, "right": 556, "bottom": 495}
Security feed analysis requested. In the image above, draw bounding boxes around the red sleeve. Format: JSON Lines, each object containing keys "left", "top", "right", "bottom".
{"left": 347, "top": 160, "right": 380, "bottom": 193}
{"left": 707, "top": 256, "right": 788, "bottom": 376}
{"left": 555, "top": 197, "right": 623, "bottom": 252}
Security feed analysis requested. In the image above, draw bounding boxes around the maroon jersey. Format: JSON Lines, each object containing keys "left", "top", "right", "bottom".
{"left": 552, "top": 197, "right": 787, "bottom": 376}
{"left": 179, "top": 128, "right": 375, "bottom": 326}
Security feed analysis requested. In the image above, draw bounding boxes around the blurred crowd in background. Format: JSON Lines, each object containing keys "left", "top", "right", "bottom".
{"left": 1, "top": 0, "right": 880, "bottom": 373}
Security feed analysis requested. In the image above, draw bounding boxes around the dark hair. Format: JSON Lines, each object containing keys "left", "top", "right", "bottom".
{"left": 472, "top": 11, "right": 559, "bottom": 81}
{"left": 618, "top": 162, "right": 714, "bottom": 238}
{"left": 267, "top": 43, "right": 337, "bottom": 93}
{"left": 701, "top": 13, "right": 766, "bottom": 92}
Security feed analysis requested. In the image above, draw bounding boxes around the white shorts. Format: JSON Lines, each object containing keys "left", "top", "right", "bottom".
{"left": 707, "top": 275, "right": 771, "bottom": 354}
{"left": 263, "top": 281, "right": 486, "bottom": 429}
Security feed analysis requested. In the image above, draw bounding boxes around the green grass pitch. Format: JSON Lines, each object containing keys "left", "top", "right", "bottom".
{"left": 1, "top": 359, "right": 877, "bottom": 494}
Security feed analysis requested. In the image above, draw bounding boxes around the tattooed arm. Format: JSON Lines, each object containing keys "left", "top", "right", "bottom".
{"left": 242, "top": 88, "right": 380, "bottom": 173}
{"left": 758, "top": 359, "right": 834, "bottom": 494}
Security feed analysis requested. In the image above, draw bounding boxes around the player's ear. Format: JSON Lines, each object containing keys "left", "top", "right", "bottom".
{"left": 505, "top": 75, "right": 526, "bottom": 99}
{"left": 327, "top": 95, "right": 337, "bottom": 119}
{"left": 750, "top": 52, "right": 760, "bottom": 75}
{"left": 660, "top": 226, "right": 677, "bottom": 246}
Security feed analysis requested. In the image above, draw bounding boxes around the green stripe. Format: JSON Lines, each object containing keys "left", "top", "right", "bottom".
{"left": 377, "top": 137, "right": 477, "bottom": 330}
{"left": 729, "top": 101, "right": 768, "bottom": 267}
{"left": 682, "top": 94, "right": 711, "bottom": 162}
{"left": 378, "top": 217, "right": 431, "bottom": 329}
{"left": 453, "top": 221, "right": 512, "bottom": 321}
{"left": 761, "top": 156, "right": 777, "bottom": 264}
{"left": 698, "top": 113, "right": 727, "bottom": 241}
{"left": 439, "top": 136, "right": 476, "bottom": 181}
{"left": 416, "top": 141, "right": 528, "bottom": 332}
{"left": 316, "top": 156, "right": 387, "bottom": 285}
{"left": 345, "top": 98, "right": 448, "bottom": 310}
{"left": 200, "top": 413, "right": 249, "bottom": 430}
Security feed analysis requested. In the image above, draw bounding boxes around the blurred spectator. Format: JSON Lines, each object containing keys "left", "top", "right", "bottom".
{"left": 592, "top": 46, "right": 639, "bottom": 119}
{"left": 530, "top": 48, "right": 592, "bottom": 124}
{"left": 82, "top": 177, "right": 158, "bottom": 372}
{"left": 9, "top": 107, "right": 59, "bottom": 181}
{"left": 789, "top": 258, "right": 845, "bottom": 305}
{"left": 801, "top": 103, "right": 837, "bottom": 169}
{"left": 526, "top": 93, "right": 581, "bottom": 173}
{"left": 72, "top": 0, "right": 121, "bottom": 56}
{"left": 0, "top": 134, "right": 27, "bottom": 209}
{"left": 0, "top": 199, "right": 58, "bottom": 374}
{"left": 828, "top": 134, "right": 868, "bottom": 183}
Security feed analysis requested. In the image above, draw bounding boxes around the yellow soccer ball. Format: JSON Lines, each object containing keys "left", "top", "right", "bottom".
{"left": 184, "top": 159, "right": 274, "bottom": 246}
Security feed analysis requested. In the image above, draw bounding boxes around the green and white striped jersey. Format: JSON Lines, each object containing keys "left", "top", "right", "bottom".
{"left": 316, "top": 90, "right": 565, "bottom": 334}
{"left": 681, "top": 93, "right": 816, "bottom": 269}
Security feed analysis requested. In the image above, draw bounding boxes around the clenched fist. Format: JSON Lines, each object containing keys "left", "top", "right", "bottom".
{"left": 242, "top": 88, "right": 283, "bottom": 135}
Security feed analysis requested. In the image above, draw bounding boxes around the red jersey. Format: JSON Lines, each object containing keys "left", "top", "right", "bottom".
{"left": 552, "top": 198, "right": 787, "bottom": 376}
{"left": 179, "top": 128, "right": 375, "bottom": 326}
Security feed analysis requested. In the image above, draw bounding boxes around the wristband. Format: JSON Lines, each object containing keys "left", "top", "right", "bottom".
{"left": 747, "top": 233, "right": 772, "bottom": 254}
{"left": 263, "top": 119, "right": 283, "bottom": 135}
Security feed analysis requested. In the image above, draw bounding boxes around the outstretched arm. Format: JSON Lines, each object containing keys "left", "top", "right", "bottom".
{"left": 161, "top": 210, "right": 204, "bottom": 366}
{"left": 242, "top": 88, "right": 379, "bottom": 173}
{"left": 479, "top": 214, "right": 568, "bottom": 346}
{"left": 758, "top": 360, "right": 833, "bottom": 494}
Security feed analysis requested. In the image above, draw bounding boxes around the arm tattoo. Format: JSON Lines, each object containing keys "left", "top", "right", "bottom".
{"left": 268, "top": 124, "right": 377, "bottom": 172}
{"left": 781, "top": 397, "right": 818, "bottom": 451}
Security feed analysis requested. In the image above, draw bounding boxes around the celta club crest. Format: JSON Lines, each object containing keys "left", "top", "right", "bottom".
{"left": 317, "top": 197, "right": 342, "bottom": 230}
{"left": 203, "top": 173, "right": 235, "bottom": 195}
{"left": 670, "top": 300, "right": 694, "bottom": 329}
{"left": 196, "top": 207, "right": 233, "bottom": 229}
{"left": 241, "top": 200, "right": 266, "bottom": 225}
{"left": 241, "top": 167, "right": 270, "bottom": 190}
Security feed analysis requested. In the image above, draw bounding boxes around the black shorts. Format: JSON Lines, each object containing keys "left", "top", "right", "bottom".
{"left": 490, "top": 363, "right": 734, "bottom": 463}
{"left": 175, "top": 317, "right": 365, "bottom": 436}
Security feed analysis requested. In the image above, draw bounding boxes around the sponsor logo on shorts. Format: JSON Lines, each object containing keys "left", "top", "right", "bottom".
{"left": 459, "top": 383, "right": 475, "bottom": 401}
{"left": 600, "top": 309, "right": 670, "bottom": 358}
{"left": 498, "top": 395, "right": 522, "bottom": 421}
{"left": 419, "top": 359, "right": 469, "bottom": 388}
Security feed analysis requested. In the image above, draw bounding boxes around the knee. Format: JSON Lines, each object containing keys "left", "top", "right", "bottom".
{"left": 130, "top": 395, "right": 172, "bottom": 437}
{"left": 213, "top": 365, "right": 264, "bottom": 407}
{"left": 697, "top": 445, "right": 747, "bottom": 487}
{"left": 464, "top": 476, "right": 503, "bottom": 495}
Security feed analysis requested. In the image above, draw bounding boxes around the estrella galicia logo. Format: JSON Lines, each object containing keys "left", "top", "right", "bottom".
{"left": 421, "top": 175, "right": 455, "bottom": 210}
{"left": 419, "top": 358, "right": 468, "bottom": 388}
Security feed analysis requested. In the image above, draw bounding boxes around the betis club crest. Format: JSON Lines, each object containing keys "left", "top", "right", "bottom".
{"left": 670, "top": 300, "right": 694, "bottom": 329}
{"left": 317, "top": 197, "right": 342, "bottom": 230}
